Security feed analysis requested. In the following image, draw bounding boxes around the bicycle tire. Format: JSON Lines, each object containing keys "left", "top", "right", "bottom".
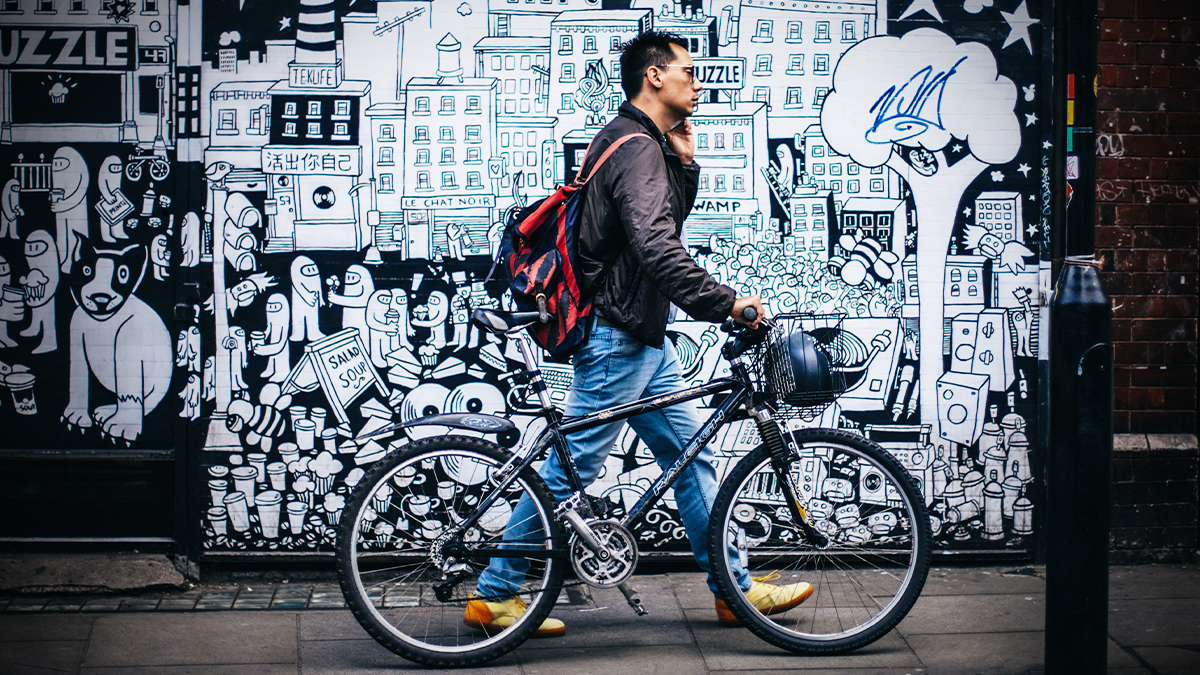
{"left": 708, "top": 428, "right": 931, "bottom": 654}
{"left": 335, "top": 436, "right": 566, "bottom": 666}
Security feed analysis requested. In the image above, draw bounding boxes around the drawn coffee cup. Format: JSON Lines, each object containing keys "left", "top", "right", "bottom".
{"left": 437, "top": 480, "right": 464, "bottom": 501}
{"left": 420, "top": 519, "right": 444, "bottom": 539}
{"left": 404, "top": 494, "right": 438, "bottom": 517}
{"left": 393, "top": 464, "right": 426, "bottom": 488}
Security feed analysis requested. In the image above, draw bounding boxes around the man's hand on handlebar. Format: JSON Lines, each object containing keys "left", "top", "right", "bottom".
{"left": 731, "top": 296, "right": 764, "bottom": 330}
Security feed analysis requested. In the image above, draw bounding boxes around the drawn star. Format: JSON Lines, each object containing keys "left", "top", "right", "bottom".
{"left": 105, "top": 0, "right": 135, "bottom": 23}
{"left": 1043, "top": 140, "right": 1053, "bottom": 149}
{"left": 1025, "top": 112, "right": 1038, "bottom": 126}
{"left": 952, "top": 143, "right": 963, "bottom": 152}
{"left": 963, "top": 206, "right": 973, "bottom": 218}
{"left": 1002, "top": 1, "right": 1041, "bottom": 53}
{"left": 279, "top": 16, "right": 292, "bottom": 31}
{"left": 1028, "top": 194, "right": 1037, "bottom": 201}
{"left": 1017, "top": 163, "right": 1032, "bottom": 177}
{"left": 1027, "top": 223, "right": 1039, "bottom": 237}
{"left": 899, "top": 0, "right": 944, "bottom": 22}
{"left": 991, "top": 170, "right": 1005, "bottom": 182}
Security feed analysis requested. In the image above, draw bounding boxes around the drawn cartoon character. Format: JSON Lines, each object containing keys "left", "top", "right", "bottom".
{"left": 223, "top": 326, "right": 249, "bottom": 397}
{"left": 290, "top": 255, "right": 324, "bottom": 342}
{"left": 364, "top": 288, "right": 397, "bottom": 368}
{"left": 49, "top": 147, "right": 90, "bottom": 273}
{"left": 175, "top": 325, "right": 201, "bottom": 372}
{"left": 412, "top": 290, "right": 449, "bottom": 351}
{"left": 61, "top": 236, "right": 173, "bottom": 442}
{"left": 20, "top": 230, "right": 60, "bottom": 354}
{"left": 150, "top": 233, "right": 170, "bottom": 280}
{"left": 179, "top": 211, "right": 201, "bottom": 267}
{"left": 255, "top": 293, "right": 291, "bottom": 382}
{"left": 97, "top": 156, "right": 128, "bottom": 242}
{"left": 0, "top": 255, "right": 16, "bottom": 347}
{"left": 392, "top": 288, "right": 413, "bottom": 350}
{"left": 180, "top": 372, "right": 201, "bottom": 420}
{"left": 327, "top": 264, "right": 374, "bottom": 343}
{"left": 1, "top": 178, "right": 22, "bottom": 240}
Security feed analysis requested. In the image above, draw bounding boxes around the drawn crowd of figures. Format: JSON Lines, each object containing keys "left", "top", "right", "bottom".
{"left": 0, "top": 0, "right": 1046, "bottom": 553}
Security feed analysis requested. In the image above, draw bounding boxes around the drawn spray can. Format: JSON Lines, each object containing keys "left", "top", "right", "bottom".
{"left": 141, "top": 184, "right": 157, "bottom": 216}
{"left": 982, "top": 480, "right": 1005, "bottom": 540}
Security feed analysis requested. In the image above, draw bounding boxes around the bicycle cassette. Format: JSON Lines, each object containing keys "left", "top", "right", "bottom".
{"left": 570, "top": 520, "right": 638, "bottom": 589}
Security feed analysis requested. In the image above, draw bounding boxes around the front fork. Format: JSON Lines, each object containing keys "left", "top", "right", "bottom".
{"left": 746, "top": 405, "right": 831, "bottom": 550}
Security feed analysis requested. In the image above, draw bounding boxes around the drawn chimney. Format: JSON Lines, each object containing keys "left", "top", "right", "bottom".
{"left": 289, "top": 0, "right": 343, "bottom": 89}
{"left": 436, "top": 33, "right": 464, "bottom": 84}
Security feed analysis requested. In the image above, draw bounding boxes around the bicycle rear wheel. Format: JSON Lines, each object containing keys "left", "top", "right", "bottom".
{"left": 335, "top": 436, "right": 565, "bottom": 666}
{"left": 709, "top": 428, "right": 931, "bottom": 654}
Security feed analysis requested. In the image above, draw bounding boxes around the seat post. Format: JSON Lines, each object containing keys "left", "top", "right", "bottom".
{"left": 511, "top": 330, "right": 556, "bottom": 411}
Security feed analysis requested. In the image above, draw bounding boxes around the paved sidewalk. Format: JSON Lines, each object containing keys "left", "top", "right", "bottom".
{"left": 1, "top": 565, "right": 1197, "bottom": 674}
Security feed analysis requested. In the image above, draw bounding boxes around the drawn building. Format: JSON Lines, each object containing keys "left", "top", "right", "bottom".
{"left": 787, "top": 182, "right": 834, "bottom": 261}
{"left": 652, "top": 4, "right": 718, "bottom": 57}
{"left": 975, "top": 191, "right": 1024, "bottom": 243}
{"left": 400, "top": 35, "right": 498, "bottom": 261}
{"left": 802, "top": 123, "right": 899, "bottom": 208}
{"left": 487, "top": 0, "right": 604, "bottom": 38}
{"left": 836, "top": 197, "right": 909, "bottom": 256}
{"left": 0, "top": 0, "right": 176, "bottom": 148}
{"left": 735, "top": 0, "right": 881, "bottom": 139}
{"left": 685, "top": 101, "right": 768, "bottom": 248}
{"left": 474, "top": 37, "right": 550, "bottom": 117}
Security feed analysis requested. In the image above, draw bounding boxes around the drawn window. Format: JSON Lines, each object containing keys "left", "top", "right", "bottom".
{"left": 216, "top": 109, "right": 236, "bottom": 133}
{"left": 610, "top": 36, "right": 621, "bottom": 52}
{"left": 500, "top": 132, "right": 509, "bottom": 147}
{"left": 785, "top": 87, "right": 802, "bottom": 107}
{"left": 414, "top": 97, "right": 430, "bottom": 114}
{"left": 442, "top": 172, "right": 457, "bottom": 188}
{"left": 754, "top": 54, "right": 772, "bottom": 75}
{"left": 814, "top": 87, "right": 830, "bottom": 108}
{"left": 559, "top": 93, "right": 575, "bottom": 113}
{"left": 829, "top": 163, "right": 842, "bottom": 175}
{"left": 559, "top": 35, "right": 573, "bottom": 54}
{"left": 527, "top": 150, "right": 537, "bottom": 167}
{"left": 283, "top": 101, "right": 298, "bottom": 118}
{"left": 332, "top": 122, "right": 349, "bottom": 138}
{"left": 249, "top": 108, "right": 266, "bottom": 135}
{"left": 466, "top": 96, "right": 481, "bottom": 113}
{"left": 379, "top": 147, "right": 394, "bottom": 165}
{"left": 439, "top": 126, "right": 454, "bottom": 142}
{"left": 848, "top": 179, "right": 860, "bottom": 193}
{"left": 414, "top": 126, "right": 429, "bottom": 142}
{"left": 440, "top": 97, "right": 455, "bottom": 114}
{"left": 697, "top": 134, "right": 708, "bottom": 150}
{"left": 810, "top": 145, "right": 825, "bottom": 157}
{"left": 467, "top": 172, "right": 483, "bottom": 189}
{"left": 380, "top": 174, "right": 394, "bottom": 193}
{"left": 811, "top": 236, "right": 823, "bottom": 250}
{"left": 816, "top": 22, "right": 831, "bottom": 42}
{"left": 144, "top": 0, "right": 159, "bottom": 12}
{"left": 715, "top": 133, "right": 725, "bottom": 150}
{"left": 699, "top": 175, "right": 709, "bottom": 190}
{"left": 794, "top": 205, "right": 806, "bottom": 216}
{"left": 787, "top": 21, "right": 802, "bottom": 42}
{"left": 968, "top": 269, "right": 979, "bottom": 282}
{"left": 283, "top": 122, "right": 297, "bottom": 137}
{"left": 753, "top": 87, "right": 769, "bottom": 107}
{"left": 848, "top": 163, "right": 860, "bottom": 175}
{"left": 512, "top": 132, "right": 523, "bottom": 146}
{"left": 733, "top": 175, "right": 744, "bottom": 191}
{"left": 466, "top": 125, "right": 481, "bottom": 143}
{"left": 441, "top": 147, "right": 454, "bottom": 164}
{"left": 307, "top": 101, "right": 321, "bottom": 117}
{"left": 950, "top": 284, "right": 961, "bottom": 297}
{"left": 417, "top": 172, "right": 431, "bottom": 190}
{"left": 491, "top": 56, "right": 503, "bottom": 72}
{"left": 415, "top": 149, "right": 430, "bottom": 165}
{"left": 787, "top": 54, "right": 804, "bottom": 75}
{"left": 813, "top": 204, "right": 825, "bottom": 216}
{"left": 38, "top": 0, "right": 54, "bottom": 11}
{"left": 306, "top": 122, "right": 322, "bottom": 138}
{"left": 520, "top": 55, "right": 531, "bottom": 70}
{"left": 815, "top": 55, "right": 830, "bottom": 74}
{"left": 733, "top": 133, "right": 743, "bottom": 149}
{"left": 871, "top": 179, "right": 885, "bottom": 192}
{"left": 561, "top": 63, "right": 575, "bottom": 82}
{"left": 466, "top": 147, "right": 481, "bottom": 163}
{"left": 334, "top": 100, "right": 350, "bottom": 117}
{"left": 584, "top": 36, "right": 597, "bottom": 53}
{"left": 609, "top": 93, "right": 621, "bottom": 112}
{"left": 754, "top": 19, "right": 773, "bottom": 41}
{"left": 842, "top": 21, "right": 857, "bottom": 42}
{"left": 831, "top": 180, "right": 842, "bottom": 192}
{"left": 379, "top": 124, "right": 395, "bottom": 141}
{"left": 715, "top": 175, "right": 726, "bottom": 192}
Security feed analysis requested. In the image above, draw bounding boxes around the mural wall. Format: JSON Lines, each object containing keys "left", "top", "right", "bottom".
{"left": 1, "top": 0, "right": 1049, "bottom": 556}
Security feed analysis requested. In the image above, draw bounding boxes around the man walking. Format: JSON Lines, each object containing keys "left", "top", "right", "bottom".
{"left": 467, "top": 31, "right": 811, "bottom": 637}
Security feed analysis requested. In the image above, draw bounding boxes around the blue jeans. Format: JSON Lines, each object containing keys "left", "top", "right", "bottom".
{"left": 476, "top": 322, "right": 751, "bottom": 598}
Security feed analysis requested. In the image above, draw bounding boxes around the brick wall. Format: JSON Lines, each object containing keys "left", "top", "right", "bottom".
{"left": 1111, "top": 434, "right": 1198, "bottom": 563}
{"left": 1095, "top": 0, "right": 1198, "bottom": 434}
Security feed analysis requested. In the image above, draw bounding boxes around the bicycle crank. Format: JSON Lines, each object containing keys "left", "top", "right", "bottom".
{"left": 569, "top": 519, "right": 638, "bottom": 588}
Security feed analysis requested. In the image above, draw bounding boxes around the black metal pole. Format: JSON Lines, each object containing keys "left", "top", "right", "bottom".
{"left": 1045, "top": 0, "right": 1111, "bottom": 672}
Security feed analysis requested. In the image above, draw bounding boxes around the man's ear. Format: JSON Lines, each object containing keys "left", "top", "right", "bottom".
{"left": 644, "top": 66, "right": 664, "bottom": 91}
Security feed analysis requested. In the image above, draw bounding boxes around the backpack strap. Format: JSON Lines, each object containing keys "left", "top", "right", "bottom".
{"left": 575, "top": 132, "right": 654, "bottom": 186}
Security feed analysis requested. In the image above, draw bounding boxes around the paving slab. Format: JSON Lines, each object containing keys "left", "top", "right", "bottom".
{"left": 0, "top": 614, "right": 94, "bottom": 641}
{"left": 80, "top": 666, "right": 298, "bottom": 675}
{"left": 0, "top": 640, "right": 87, "bottom": 672}
{"left": 906, "top": 632, "right": 1140, "bottom": 675}
{"left": 518, "top": 575, "right": 693, "bottom": 650}
{"left": 517, "top": 643, "right": 706, "bottom": 675}
{"left": 897, "top": 593, "right": 1044, "bottom": 635}
{"left": 83, "top": 612, "right": 299, "bottom": 667}
{"left": 299, "top": 637, "right": 521, "bottom": 674}
{"left": 1108, "top": 598, "right": 1200, "bottom": 646}
{"left": 667, "top": 572, "right": 719, "bottom": 610}
{"left": 1109, "top": 565, "right": 1200, "bottom": 601}
{"left": 301, "top": 610, "right": 374, "bottom": 641}
{"left": 681, "top": 607, "right": 921, "bottom": 671}
{"left": 1127, "top": 645, "right": 1200, "bottom": 675}
{"left": 919, "top": 567, "right": 1047, "bottom": 596}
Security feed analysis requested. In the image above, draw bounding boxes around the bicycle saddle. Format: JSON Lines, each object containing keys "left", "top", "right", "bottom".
{"left": 471, "top": 308, "right": 546, "bottom": 334}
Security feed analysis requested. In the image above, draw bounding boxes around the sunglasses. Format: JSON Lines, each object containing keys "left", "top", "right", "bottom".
{"left": 655, "top": 64, "right": 698, "bottom": 83}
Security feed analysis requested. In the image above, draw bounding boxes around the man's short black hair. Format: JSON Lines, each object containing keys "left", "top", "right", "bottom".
{"left": 620, "top": 31, "right": 689, "bottom": 99}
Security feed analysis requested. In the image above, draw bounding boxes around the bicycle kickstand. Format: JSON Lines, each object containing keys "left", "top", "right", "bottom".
{"left": 618, "top": 581, "right": 648, "bottom": 616}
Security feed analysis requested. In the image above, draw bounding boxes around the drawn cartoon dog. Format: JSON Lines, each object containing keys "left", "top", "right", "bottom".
{"left": 61, "top": 236, "right": 172, "bottom": 442}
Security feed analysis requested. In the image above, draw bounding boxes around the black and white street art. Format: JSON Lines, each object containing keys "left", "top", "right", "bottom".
{"left": 0, "top": 1, "right": 1046, "bottom": 555}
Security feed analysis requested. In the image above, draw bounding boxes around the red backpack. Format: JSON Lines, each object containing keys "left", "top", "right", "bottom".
{"left": 492, "top": 133, "right": 650, "bottom": 361}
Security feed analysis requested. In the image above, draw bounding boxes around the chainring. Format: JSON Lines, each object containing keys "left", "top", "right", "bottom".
{"left": 570, "top": 519, "right": 638, "bottom": 588}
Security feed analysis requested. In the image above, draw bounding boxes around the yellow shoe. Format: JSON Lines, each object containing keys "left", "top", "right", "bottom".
{"left": 715, "top": 572, "right": 814, "bottom": 627}
{"left": 463, "top": 595, "right": 566, "bottom": 638}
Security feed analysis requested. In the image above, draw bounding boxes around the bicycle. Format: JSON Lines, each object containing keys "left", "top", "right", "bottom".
{"left": 335, "top": 308, "right": 931, "bottom": 667}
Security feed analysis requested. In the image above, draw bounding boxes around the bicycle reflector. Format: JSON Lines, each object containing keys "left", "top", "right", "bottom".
{"left": 762, "top": 330, "right": 839, "bottom": 406}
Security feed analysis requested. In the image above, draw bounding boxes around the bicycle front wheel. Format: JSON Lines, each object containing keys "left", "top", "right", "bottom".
{"left": 709, "top": 428, "right": 931, "bottom": 654}
{"left": 335, "top": 436, "right": 565, "bottom": 667}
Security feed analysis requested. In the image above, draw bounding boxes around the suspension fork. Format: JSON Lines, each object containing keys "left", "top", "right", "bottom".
{"left": 745, "top": 405, "right": 831, "bottom": 549}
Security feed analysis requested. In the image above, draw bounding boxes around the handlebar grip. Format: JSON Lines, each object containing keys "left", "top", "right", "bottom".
{"left": 742, "top": 306, "right": 758, "bottom": 322}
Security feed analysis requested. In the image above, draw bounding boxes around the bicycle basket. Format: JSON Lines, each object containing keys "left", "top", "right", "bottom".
{"left": 751, "top": 313, "right": 849, "bottom": 411}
